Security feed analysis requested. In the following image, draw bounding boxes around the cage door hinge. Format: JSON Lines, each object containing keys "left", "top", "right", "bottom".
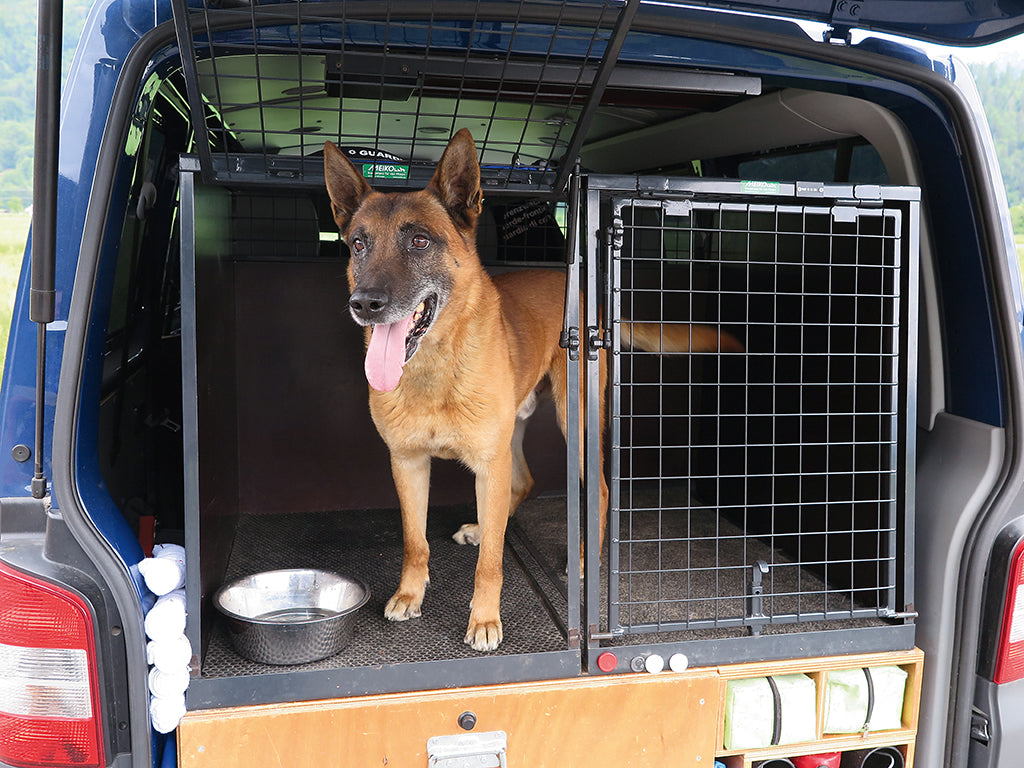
{"left": 606, "top": 220, "right": 624, "bottom": 253}
{"left": 584, "top": 221, "right": 623, "bottom": 360}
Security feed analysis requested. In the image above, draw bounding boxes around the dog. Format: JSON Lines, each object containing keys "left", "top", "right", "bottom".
{"left": 324, "top": 129, "right": 742, "bottom": 651}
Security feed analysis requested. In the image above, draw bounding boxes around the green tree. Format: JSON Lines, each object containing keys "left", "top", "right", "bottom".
{"left": 971, "top": 61, "right": 1024, "bottom": 209}
{"left": 1011, "top": 203, "right": 1024, "bottom": 236}
{"left": 0, "top": 0, "right": 92, "bottom": 205}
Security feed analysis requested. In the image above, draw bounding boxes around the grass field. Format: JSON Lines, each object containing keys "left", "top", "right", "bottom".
{"left": 1, "top": 213, "right": 30, "bottom": 387}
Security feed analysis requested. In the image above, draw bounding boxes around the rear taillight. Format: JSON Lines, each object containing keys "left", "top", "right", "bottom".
{"left": 994, "top": 539, "right": 1024, "bottom": 684}
{"left": 0, "top": 561, "right": 104, "bottom": 768}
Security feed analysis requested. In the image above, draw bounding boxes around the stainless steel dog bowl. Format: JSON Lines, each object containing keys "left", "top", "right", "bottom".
{"left": 214, "top": 569, "right": 369, "bottom": 665}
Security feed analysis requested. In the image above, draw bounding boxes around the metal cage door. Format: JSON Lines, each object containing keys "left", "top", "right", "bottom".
{"left": 582, "top": 181, "right": 917, "bottom": 667}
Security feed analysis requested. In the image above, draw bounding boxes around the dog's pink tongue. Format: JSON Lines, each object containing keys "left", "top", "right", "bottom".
{"left": 365, "top": 314, "right": 416, "bottom": 392}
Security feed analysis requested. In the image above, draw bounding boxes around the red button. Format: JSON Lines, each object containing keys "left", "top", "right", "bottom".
{"left": 596, "top": 652, "right": 618, "bottom": 673}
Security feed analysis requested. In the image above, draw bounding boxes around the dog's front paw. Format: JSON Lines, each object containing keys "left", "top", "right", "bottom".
{"left": 464, "top": 616, "right": 503, "bottom": 652}
{"left": 384, "top": 591, "right": 423, "bottom": 621}
{"left": 452, "top": 523, "right": 481, "bottom": 546}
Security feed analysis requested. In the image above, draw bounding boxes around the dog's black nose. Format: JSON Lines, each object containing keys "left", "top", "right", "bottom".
{"left": 349, "top": 288, "right": 389, "bottom": 319}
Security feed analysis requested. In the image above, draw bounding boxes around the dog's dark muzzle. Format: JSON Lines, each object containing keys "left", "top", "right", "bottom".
{"left": 349, "top": 287, "right": 390, "bottom": 323}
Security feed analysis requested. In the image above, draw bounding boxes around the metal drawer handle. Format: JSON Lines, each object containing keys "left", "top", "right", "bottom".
{"left": 427, "top": 730, "right": 508, "bottom": 768}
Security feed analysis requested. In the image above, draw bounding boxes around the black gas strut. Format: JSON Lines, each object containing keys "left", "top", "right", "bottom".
{"left": 30, "top": 0, "right": 61, "bottom": 499}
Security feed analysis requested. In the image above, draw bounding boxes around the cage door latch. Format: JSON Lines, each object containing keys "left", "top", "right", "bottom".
{"left": 746, "top": 560, "right": 770, "bottom": 636}
{"left": 560, "top": 327, "right": 581, "bottom": 361}
{"left": 427, "top": 731, "right": 507, "bottom": 768}
{"left": 587, "top": 326, "right": 610, "bottom": 360}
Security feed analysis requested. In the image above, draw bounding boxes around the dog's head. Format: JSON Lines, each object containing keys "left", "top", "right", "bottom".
{"left": 324, "top": 129, "right": 483, "bottom": 392}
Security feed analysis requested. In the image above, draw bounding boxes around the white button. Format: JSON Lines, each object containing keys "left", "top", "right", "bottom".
{"left": 669, "top": 653, "right": 689, "bottom": 672}
{"left": 644, "top": 654, "right": 665, "bottom": 673}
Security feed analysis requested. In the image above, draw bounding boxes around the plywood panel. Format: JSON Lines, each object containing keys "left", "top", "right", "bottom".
{"left": 178, "top": 672, "right": 719, "bottom": 768}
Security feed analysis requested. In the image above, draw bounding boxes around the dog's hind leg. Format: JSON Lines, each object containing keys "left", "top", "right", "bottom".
{"left": 385, "top": 453, "right": 432, "bottom": 621}
{"left": 453, "top": 391, "right": 536, "bottom": 546}
{"left": 550, "top": 353, "right": 610, "bottom": 566}
{"left": 509, "top": 409, "right": 535, "bottom": 515}
{"left": 509, "top": 388, "right": 539, "bottom": 515}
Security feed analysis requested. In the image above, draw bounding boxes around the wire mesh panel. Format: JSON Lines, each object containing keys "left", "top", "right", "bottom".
{"left": 170, "top": 0, "right": 631, "bottom": 189}
{"left": 168, "top": 0, "right": 760, "bottom": 190}
{"left": 598, "top": 183, "right": 917, "bottom": 648}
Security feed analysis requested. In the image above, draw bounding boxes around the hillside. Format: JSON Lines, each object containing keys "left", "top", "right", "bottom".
{"left": 0, "top": 0, "right": 90, "bottom": 211}
{"left": 971, "top": 63, "right": 1024, "bottom": 211}
{"left": 0, "top": 7, "right": 1022, "bottom": 211}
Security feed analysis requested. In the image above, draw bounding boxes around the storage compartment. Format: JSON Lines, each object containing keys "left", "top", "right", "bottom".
{"left": 724, "top": 673, "right": 818, "bottom": 749}
{"left": 714, "top": 649, "right": 924, "bottom": 768}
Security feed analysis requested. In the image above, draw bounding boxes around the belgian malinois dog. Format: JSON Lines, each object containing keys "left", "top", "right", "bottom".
{"left": 324, "top": 129, "right": 741, "bottom": 651}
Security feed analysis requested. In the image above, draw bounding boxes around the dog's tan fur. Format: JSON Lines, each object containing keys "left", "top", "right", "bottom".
{"left": 324, "top": 129, "right": 742, "bottom": 651}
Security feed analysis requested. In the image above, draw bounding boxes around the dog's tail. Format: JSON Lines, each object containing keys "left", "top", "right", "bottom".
{"left": 621, "top": 320, "right": 744, "bottom": 354}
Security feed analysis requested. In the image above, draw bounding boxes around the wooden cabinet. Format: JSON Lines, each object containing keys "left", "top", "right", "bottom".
{"left": 177, "top": 672, "right": 721, "bottom": 768}
{"left": 715, "top": 648, "right": 923, "bottom": 768}
{"left": 177, "top": 649, "right": 922, "bottom": 768}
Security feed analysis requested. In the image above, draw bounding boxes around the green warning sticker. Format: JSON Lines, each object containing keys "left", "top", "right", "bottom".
{"left": 740, "top": 180, "right": 782, "bottom": 195}
{"left": 361, "top": 163, "right": 410, "bottom": 180}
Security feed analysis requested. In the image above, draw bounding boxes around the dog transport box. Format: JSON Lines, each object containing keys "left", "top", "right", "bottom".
{"left": 168, "top": 0, "right": 918, "bottom": 712}
{"left": 177, "top": 164, "right": 919, "bottom": 708}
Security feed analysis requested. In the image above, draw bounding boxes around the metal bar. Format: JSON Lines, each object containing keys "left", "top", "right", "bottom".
{"left": 177, "top": 161, "right": 204, "bottom": 663}
{"left": 552, "top": 0, "right": 641, "bottom": 194}
{"left": 615, "top": 605, "right": 897, "bottom": 636}
{"left": 583, "top": 183, "right": 603, "bottom": 661}
{"left": 170, "top": 0, "right": 215, "bottom": 183}
{"left": 564, "top": 167, "right": 584, "bottom": 646}
{"left": 29, "top": 0, "right": 62, "bottom": 499}
{"left": 901, "top": 200, "right": 921, "bottom": 617}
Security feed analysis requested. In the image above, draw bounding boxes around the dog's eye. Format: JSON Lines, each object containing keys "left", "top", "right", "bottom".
{"left": 411, "top": 235, "right": 430, "bottom": 250}
{"left": 351, "top": 237, "right": 365, "bottom": 254}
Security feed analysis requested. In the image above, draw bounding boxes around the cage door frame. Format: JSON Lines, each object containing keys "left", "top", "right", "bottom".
{"left": 581, "top": 175, "right": 919, "bottom": 671}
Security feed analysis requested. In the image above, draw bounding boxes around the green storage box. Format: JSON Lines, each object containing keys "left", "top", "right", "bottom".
{"left": 723, "top": 673, "right": 817, "bottom": 750}
{"left": 823, "top": 666, "right": 908, "bottom": 734}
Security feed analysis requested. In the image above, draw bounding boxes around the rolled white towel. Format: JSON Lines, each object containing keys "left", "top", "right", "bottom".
{"left": 148, "top": 666, "right": 190, "bottom": 698}
{"left": 144, "top": 589, "right": 186, "bottom": 641}
{"left": 150, "top": 693, "right": 186, "bottom": 734}
{"left": 146, "top": 634, "right": 193, "bottom": 673}
{"left": 138, "top": 544, "right": 186, "bottom": 596}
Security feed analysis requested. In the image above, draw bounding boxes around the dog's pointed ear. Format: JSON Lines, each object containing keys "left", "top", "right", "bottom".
{"left": 427, "top": 128, "right": 482, "bottom": 230}
{"left": 324, "top": 140, "right": 373, "bottom": 232}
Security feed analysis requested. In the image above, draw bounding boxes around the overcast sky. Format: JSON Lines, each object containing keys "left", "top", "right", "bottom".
{"left": 945, "top": 34, "right": 1024, "bottom": 65}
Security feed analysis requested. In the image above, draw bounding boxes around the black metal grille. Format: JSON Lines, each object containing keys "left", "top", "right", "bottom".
{"left": 171, "top": 0, "right": 631, "bottom": 189}
{"left": 168, "top": 0, "right": 760, "bottom": 190}
{"left": 601, "top": 187, "right": 912, "bottom": 640}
